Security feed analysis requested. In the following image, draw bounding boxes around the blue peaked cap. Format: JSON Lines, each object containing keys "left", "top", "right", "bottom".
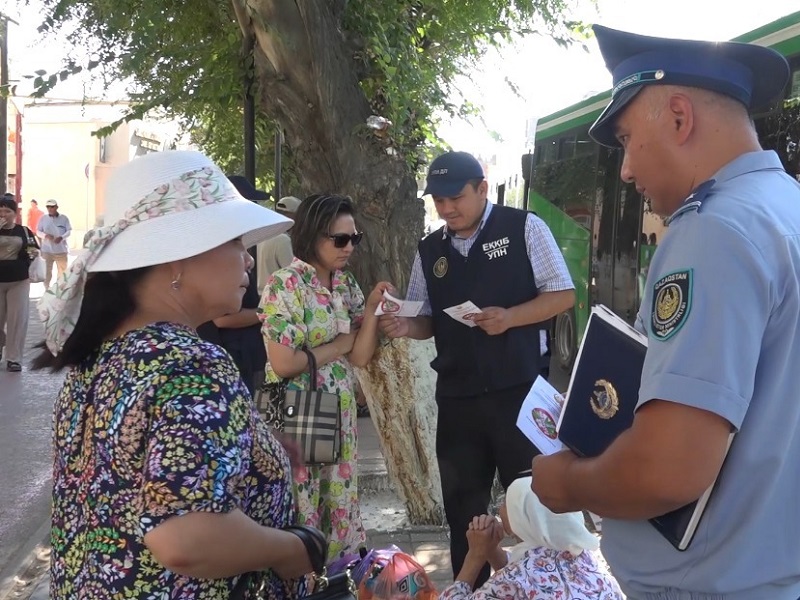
{"left": 424, "top": 151, "right": 485, "bottom": 197}
{"left": 589, "top": 25, "right": 790, "bottom": 147}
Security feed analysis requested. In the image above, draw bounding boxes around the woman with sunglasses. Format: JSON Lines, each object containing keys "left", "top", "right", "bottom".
{"left": 259, "top": 193, "right": 389, "bottom": 559}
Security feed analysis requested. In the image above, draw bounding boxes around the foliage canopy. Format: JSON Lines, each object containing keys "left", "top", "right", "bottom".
{"left": 31, "top": 0, "right": 584, "bottom": 182}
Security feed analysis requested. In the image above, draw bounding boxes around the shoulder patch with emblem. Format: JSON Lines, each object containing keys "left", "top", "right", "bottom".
{"left": 651, "top": 269, "right": 692, "bottom": 341}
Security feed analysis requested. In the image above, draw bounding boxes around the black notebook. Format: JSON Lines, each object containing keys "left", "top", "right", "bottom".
{"left": 557, "top": 305, "right": 732, "bottom": 551}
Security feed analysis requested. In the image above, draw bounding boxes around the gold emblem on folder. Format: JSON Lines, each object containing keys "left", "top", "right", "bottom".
{"left": 590, "top": 379, "right": 619, "bottom": 419}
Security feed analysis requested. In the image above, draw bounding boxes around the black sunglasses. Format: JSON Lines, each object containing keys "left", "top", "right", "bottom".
{"left": 327, "top": 232, "right": 363, "bottom": 248}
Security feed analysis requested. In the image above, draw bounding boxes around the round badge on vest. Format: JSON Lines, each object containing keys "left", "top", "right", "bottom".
{"left": 433, "top": 256, "right": 448, "bottom": 278}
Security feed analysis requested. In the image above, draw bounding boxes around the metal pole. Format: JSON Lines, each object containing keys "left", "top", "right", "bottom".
{"left": 15, "top": 111, "right": 21, "bottom": 203}
{"left": 243, "top": 34, "right": 256, "bottom": 185}
{"left": 274, "top": 126, "right": 282, "bottom": 200}
{"left": 0, "top": 17, "right": 8, "bottom": 195}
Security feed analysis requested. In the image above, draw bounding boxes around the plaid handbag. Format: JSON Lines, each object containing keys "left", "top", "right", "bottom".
{"left": 255, "top": 348, "right": 342, "bottom": 465}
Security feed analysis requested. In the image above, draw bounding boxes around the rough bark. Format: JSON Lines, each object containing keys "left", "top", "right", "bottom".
{"left": 235, "top": 0, "right": 443, "bottom": 524}
{"left": 239, "top": 0, "right": 422, "bottom": 289}
{"left": 356, "top": 339, "right": 444, "bottom": 525}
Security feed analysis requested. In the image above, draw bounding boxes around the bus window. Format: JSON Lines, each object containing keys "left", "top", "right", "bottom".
{"left": 592, "top": 147, "right": 618, "bottom": 309}
{"left": 612, "top": 182, "right": 642, "bottom": 322}
{"left": 640, "top": 198, "right": 668, "bottom": 292}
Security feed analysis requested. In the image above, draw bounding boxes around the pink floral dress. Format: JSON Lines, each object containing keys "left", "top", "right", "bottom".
{"left": 439, "top": 547, "right": 624, "bottom": 600}
{"left": 259, "top": 258, "right": 366, "bottom": 560}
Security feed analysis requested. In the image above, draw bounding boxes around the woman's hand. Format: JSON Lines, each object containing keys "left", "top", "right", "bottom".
{"left": 272, "top": 530, "right": 314, "bottom": 580}
{"left": 334, "top": 330, "right": 358, "bottom": 356}
{"left": 465, "top": 515, "right": 503, "bottom": 561}
{"left": 366, "top": 281, "right": 396, "bottom": 314}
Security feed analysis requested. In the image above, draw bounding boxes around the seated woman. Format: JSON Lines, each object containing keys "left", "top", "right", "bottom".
{"left": 440, "top": 477, "right": 623, "bottom": 600}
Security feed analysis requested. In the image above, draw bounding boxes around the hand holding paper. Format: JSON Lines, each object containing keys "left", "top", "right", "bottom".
{"left": 374, "top": 291, "right": 424, "bottom": 318}
{"left": 443, "top": 301, "right": 483, "bottom": 327}
{"left": 471, "top": 306, "right": 512, "bottom": 335}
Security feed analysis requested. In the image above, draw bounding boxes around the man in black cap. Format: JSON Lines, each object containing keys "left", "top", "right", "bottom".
{"left": 197, "top": 176, "right": 271, "bottom": 394}
{"left": 531, "top": 25, "right": 800, "bottom": 600}
{"left": 380, "top": 150, "right": 575, "bottom": 587}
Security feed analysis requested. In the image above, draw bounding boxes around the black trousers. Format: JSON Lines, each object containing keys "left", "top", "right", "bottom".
{"left": 436, "top": 378, "right": 543, "bottom": 588}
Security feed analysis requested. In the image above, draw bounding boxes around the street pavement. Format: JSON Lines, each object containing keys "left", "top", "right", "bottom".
{"left": 0, "top": 283, "right": 64, "bottom": 599}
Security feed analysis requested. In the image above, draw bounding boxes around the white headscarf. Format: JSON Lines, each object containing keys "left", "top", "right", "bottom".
{"left": 505, "top": 476, "right": 599, "bottom": 563}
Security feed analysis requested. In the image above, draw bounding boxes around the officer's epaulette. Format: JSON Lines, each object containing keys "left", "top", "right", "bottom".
{"left": 665, "top": 178, "right": 716, "bottom": 225}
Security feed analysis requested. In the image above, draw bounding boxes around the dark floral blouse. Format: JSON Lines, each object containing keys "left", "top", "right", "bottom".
{"left": 50, "top": 322, "right": 301, "bottom": 599}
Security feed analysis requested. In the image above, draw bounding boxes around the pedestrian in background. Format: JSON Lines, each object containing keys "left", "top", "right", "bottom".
{"left": 37, "top": 199, "right": 71, "bottom": 289}
{"left": 0, "top": 196, "right": 37, "bottom": 372}
{"left": 257, "top": 195, "right": 300, "bottom": 294}
{"left": 27, "top": 199, "right": 43, "bottom": 233}
{"left": 197, "top": 177, "right": 274, "bottom": 395}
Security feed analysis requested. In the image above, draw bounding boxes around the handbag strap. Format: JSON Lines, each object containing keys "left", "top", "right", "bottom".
{"left": 228, "top": 525, "right": 328, "bottom": 600}
{"left": 301, "top": 347, "right": 319, "bottom": 392}
{"left": 284, "top": 524, "right": 328, "bottom": 573}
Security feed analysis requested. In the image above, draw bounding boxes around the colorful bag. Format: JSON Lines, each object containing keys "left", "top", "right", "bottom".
{"left": 357, "top": 548, "right": 437, "bottom": 600}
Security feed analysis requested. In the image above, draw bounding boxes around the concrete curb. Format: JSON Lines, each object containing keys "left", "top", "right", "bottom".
{"left": 0, "top": 519, "right": 50, "bottom": 600}
{"left": 359, "top": 470, "right": 391, "bottom": 494}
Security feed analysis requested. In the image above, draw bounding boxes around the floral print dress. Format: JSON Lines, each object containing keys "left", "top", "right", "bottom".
{"left": 439, "top": 547, "right": 623, "bottom": 600}
{"left": 50, "top": 322, "right": 302, "bottom": 600}
{"left": 260, "top": 258, "right": 366, "bottom": 560}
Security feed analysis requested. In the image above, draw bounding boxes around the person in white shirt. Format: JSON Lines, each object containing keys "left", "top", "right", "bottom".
{"left": 256, "top": 195, "right": 300, "bottom": 293}
{"left": 37, "top": 199, "right": 71, "bottom": 289}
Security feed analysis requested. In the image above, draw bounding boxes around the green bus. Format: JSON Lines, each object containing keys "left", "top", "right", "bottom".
{"left": 522, "top": 12, "right": 800, "bottom": 369}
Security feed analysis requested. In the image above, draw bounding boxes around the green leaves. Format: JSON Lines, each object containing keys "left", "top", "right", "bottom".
{"left": 31, "top": 0, "right": 580, "bottom": 184}
{"left": 341, "top": 0, "right": 579, "bottom": 168}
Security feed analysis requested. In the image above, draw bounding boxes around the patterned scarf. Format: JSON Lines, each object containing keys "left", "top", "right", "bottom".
{"left": 39, "top": 166, "right": 235, "bottom": 356}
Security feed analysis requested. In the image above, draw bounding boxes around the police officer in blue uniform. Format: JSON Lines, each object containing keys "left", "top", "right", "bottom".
{"left": 530, "top": 25, "right": 800, "bottom": 600}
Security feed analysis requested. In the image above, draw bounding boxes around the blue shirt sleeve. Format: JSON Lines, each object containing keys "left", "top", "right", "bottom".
{"left": 637, "top": 216, "right": 773, "bottom": 429}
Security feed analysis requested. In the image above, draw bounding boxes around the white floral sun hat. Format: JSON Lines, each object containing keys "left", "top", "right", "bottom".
{"left": 39, "top": 150, "right": 292, "bottom": 355}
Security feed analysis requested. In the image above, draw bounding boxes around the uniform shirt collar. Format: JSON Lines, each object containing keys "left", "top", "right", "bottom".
{"left": 442, "top": 199, "right": 493, "bottom": 240}
{"left": 712, "top": 150, "right": 785, "bottom": 185}
{"left": 666, "top": 150, "right": 786, "bottom": 225}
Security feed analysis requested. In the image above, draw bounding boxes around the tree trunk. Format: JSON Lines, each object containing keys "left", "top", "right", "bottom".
{"left": 235, "top": 0, "right": 443, "bottom": 524}
{"left": 356, "top": 339, "right": 444, "bottom": 525}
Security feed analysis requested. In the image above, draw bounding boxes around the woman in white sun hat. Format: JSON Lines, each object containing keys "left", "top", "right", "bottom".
{"left": 33, "top": 151, "right": 318, "bottom": 599}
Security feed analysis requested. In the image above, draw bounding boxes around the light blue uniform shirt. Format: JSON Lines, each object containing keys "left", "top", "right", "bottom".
{"left": 602, "top": 151, "right": 800, "bottom": 600}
